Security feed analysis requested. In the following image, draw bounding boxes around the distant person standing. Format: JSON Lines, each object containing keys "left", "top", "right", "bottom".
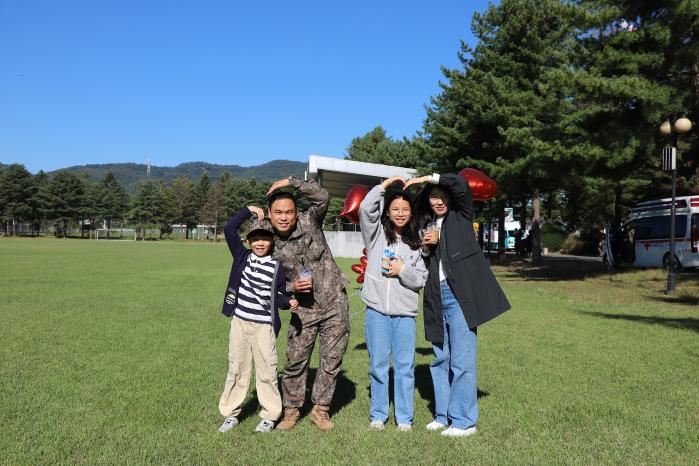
{"left": 263, "top": 177, "right": 349, "bottom": 431}
{"left": 514, "top": 228, "right": 524, "bottom": 257}
{"left": 405, "top": 173, "right": 511, "bottom": 437}
{"left": 523, "top": 230, "right": 532, "bottom": 257}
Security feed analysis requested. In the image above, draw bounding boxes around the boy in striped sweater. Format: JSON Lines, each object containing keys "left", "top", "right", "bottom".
{"left": 218, "top": 206, "right": 298, "bottom": 434}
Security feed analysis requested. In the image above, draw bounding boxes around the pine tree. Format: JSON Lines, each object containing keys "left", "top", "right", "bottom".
{"left": 221, "top": 177, "right": 265, "bottom": 218}
{"left": 166, "top": 176, "right": 197, "bottom": 239}
{"left": 130, "top": 180, "right": 166, "bottom": 240}
{"left": 422, "top": 0, "right": 577, "bottom": 261}
{"left": 345, "top": 126, "right": 423, "bottom": 168}
{"left": 81, "top": 182, "right": 108, "bottom": 239}
{"left": 102, "top": 172, "right": 129, "bottom": 237}
{"left": 565, "top": 0, "right": 698, "bottom": 226}
{"left": 41, "top": 170, "right": 85, "bottom": 237}
{"left": 193, "top": 172, "right": 211, "bottom": 224}
{"left": 202, "top": 181, "right": 225, "bottom": 239}
{"left": 0, "top": 164, "right": 36, "bottom": 235}
{"left": 28, "top": 171, "right": 49, "bottom": 235}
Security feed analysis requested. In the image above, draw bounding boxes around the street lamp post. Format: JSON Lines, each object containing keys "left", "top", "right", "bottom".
{"left": 659, "top": 114, "right": 693, "bottom": 294}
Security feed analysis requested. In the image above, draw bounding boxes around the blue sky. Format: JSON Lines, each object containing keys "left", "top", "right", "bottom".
{"left": 1, "top": 1, "right": 492, "bottom": 173}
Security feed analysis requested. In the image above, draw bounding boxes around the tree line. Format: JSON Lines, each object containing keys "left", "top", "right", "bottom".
{"left": 346, "top": 0, "right": 698, "bottom": 260}
{"left": 3, "top": 1, "right": 696, "bottom": 250}
{"left": 0, "top": 165, "right": 278, "bottom": 240}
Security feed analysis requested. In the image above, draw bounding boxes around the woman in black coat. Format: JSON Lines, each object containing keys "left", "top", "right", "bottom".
{"left": 404, "top": 172, "right": 510, "bottom": 437}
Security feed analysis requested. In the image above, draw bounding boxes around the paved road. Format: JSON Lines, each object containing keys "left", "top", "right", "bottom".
{"left": 544, "top": 252, "right": 602, "bottom": 262}
{"left": 483, "top": 251, "right": 602, "bottom": 262}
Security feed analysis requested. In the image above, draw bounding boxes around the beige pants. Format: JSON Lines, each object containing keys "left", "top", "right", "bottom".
{"left": 218, "top": 316, "right": 282, "bottom": 421}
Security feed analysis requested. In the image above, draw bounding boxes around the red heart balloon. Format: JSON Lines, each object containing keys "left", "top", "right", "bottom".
{"left": 340, "top": 185, "right": 370, "bottom": 224}
{"left": 351, "top": 264, "right": 365, "bottom": 275}
{"left": 356, "top": 274, "right": 365, "bottom": 284}
{"left": 458, "top": 168, "right": 498, "bottom": 201}
{"left": 360, "top": 256, "right": 368, "bottom": 267}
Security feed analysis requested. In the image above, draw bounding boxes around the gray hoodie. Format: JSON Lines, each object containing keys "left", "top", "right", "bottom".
{"left": 359, "top": 185, "right": 428, "bottom": 317}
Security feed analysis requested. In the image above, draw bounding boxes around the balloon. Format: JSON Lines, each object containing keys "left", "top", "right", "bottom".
{"left": 356, "top": 274, "right": 365, "bottom": 284}
{"left": 360, "top": 256, "right": 368, "bottom": 267}
{"left": 340, "top": 185, "right": 370, "bottom": 224}
{"left": 362, "top": 248, "right": 367, "bottom": 256}
{"left": 458, "top": 168, "right": 498, "bottom": 201}
{"left": 351, "top": 264, "right": 365, "bottom": 275}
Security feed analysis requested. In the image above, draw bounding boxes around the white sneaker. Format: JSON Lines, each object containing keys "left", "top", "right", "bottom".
{"left": 426, "top": 420, "right": 447, "bottom": 431}
{"left": 254, "top": 419, "right": 275, "bottom": 433}
{"left": 368, "top": 420, "right": 385, "bottom": 430}
{"left": 441, "top": 426, "right": 477, "bottom": 437}
{"left": 397, "top": 423, "right": 412, "bottom": 432}
{"left": 218, "top": 416, "right": 239, "bottom": 433}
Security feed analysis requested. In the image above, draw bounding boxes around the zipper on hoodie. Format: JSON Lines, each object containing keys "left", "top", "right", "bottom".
{"left": 385, "top": 274, "right": 391, "bottom": 313}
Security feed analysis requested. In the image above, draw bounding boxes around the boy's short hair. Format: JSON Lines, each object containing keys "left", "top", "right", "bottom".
{"left": 268, "top": 191, "right": 297, "bottom": 209}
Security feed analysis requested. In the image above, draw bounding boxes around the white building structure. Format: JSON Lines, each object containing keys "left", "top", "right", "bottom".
{"left": 305, "top": 155, "right": 416, "bottom": 257}
{"left": 305, "top": 155, "right": 416, "bottom": 198}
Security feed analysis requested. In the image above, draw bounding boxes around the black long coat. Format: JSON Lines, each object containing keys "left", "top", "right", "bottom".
{"left": 422, "top": 173, "right": 511, "bottom": 344}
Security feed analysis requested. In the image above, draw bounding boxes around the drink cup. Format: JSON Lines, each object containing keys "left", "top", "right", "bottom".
{"left": 426, "top": 221, "right": 441, "bottom": 243}
{"left": 298, "top": 268, "right": 312, "bottom": 291}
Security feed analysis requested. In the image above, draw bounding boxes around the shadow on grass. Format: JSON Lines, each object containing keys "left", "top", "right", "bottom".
{"left": 415, "top": 365, "right": 435, "bottom": 414}
{"left": 238, "top": 393, "right": 261, "bottom": 422}
{"left": 497, "top": 256, "right": 611, "bottom": 282}
{"left": 575, "top": 309, "right": 699, "bottom": 333}
{"left": 302, "top": 368, "right": 356, "bottom": 417}
{"left": 237, "top": 369, "right": 356, "bottom": 421}
{"left": 360, "top": 368, "right": 399, "bottom": 421}
{"left": 646, "top": 294, "right": 699, "bottom": 306}
{"left": 354, "top": 342, "right": 432, "bottom": 356}
{"left": 415, "top": 365, "right": 489, "bottom": 418}
{"left": 497, "top": 254, "right": 699, "bottom": 284}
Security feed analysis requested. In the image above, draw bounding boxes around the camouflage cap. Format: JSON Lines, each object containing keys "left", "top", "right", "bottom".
{"left": 244, "top": 218, "right": 274, "bottom": 238}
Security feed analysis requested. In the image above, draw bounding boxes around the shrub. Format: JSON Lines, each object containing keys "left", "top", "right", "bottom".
{"left": 540, "top": 223, "right": 567, "bottom": 252}
{"left": 560, "top": 230, "right": 602, "bottom": 256}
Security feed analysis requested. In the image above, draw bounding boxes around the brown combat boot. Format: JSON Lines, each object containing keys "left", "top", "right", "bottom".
{"left": 276, "top": 408, "right": 300, "bottom": 431}
{"left": 309, "top": 405, "right": 334, "bottom": 431}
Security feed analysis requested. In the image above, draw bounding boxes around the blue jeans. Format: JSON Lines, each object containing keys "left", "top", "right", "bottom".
{"left": 364, "top": 307, "right": 416, "bottom": 425}
{"left": 430, "top": 280, "right": 478, "bottom": 429}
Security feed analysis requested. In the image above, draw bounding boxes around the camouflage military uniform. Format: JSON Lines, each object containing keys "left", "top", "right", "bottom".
{"left": 272, "top": 178, "right": 350, "bottom": 408}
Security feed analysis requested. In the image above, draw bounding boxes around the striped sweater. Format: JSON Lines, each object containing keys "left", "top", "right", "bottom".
{"left": 233, "top": 255, "right": 277, "bottom": 324}
{"left": 221, "top": 207, "right": 292, "bottom": 336}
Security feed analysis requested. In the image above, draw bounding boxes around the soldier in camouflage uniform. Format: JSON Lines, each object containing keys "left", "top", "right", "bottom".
{"left": 263, "top": 176, "right": 349, "bottom": 431}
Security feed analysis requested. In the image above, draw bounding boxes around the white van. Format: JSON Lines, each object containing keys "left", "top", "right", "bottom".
{"left": 603, "top": 195, "right": 699, "bottom": 270}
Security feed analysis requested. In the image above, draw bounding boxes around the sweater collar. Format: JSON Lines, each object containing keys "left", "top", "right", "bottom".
{"left": 250, "top": 254, "right": 273, "bottom": 263}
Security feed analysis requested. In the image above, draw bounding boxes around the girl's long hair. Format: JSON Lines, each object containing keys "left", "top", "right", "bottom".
{"left": 381, "top": 190, "right": 421, "bottom": 250}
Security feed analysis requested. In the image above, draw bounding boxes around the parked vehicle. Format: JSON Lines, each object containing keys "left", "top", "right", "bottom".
{"left": 602, "top": 195, "right": 699, "bottom": 270}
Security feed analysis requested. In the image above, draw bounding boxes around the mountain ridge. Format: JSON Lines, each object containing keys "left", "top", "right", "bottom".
{"left": 40, "top": 159, "right": 308, "bottom": 192}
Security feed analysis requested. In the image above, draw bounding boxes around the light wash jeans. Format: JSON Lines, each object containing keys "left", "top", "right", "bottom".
{"left": 430, "top": 280, "right": 478, "bottom": 429}
{"left": 364, "top": 307, "right": 416, "bottom": 425}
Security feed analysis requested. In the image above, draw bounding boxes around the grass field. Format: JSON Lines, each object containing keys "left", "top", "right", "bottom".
{"left": 1, "top": 238, "right": 698, "bottom": 465}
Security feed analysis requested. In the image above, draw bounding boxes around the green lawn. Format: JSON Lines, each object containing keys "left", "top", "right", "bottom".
{"left": 1, "top": 238, "right": 697, "bottom": 465}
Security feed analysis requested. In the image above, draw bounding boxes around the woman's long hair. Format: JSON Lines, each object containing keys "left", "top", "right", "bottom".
{"left": 381, "top": 190, "right": 421, "bottom": 250}
{"left": 414, "top": 184, "right": 450, "bottom": 229}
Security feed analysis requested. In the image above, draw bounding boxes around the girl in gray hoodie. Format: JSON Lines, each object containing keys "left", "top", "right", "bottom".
{"left": 359, "top": 176, "right": 428, "bottom": 431}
